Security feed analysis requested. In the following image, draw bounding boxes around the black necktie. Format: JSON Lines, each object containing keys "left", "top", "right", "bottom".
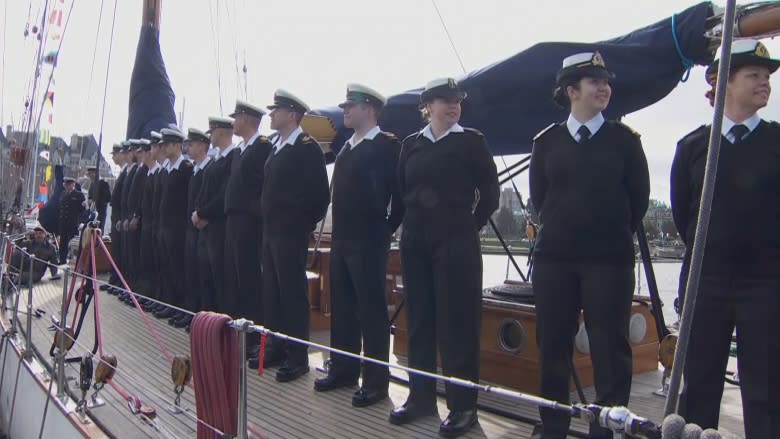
{"left": 729, "top": 124, "right": 749, "bottom": 144}
{"left": 577, "top": 125, "right": 591, "bottom": 143}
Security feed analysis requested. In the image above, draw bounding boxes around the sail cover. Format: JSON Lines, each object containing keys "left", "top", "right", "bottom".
{"left": 310, "top": 1, "right": 715, "bottom": 156}
{"left": 126, "top": 25, "right": 176, "bottom": 139}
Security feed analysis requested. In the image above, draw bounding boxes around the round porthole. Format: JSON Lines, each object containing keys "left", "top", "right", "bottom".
{"left": 629, "top": 313, "right": 648, "bottom": 344}
{"left": 575, "top": 323, "right": 590, "bottom": 354}
{"left": 498, "top": 319, "right": 525, "bottom": 354}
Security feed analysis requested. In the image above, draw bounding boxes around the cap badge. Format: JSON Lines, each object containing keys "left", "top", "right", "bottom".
{"left": 591, "top": 51, "right": 605, "bottom": 68}
{"left": 754, "top": 42, "right": 769, "bottom": 59}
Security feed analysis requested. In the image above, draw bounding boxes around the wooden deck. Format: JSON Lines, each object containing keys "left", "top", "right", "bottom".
{"left": 4, "top": 275, "right": 745, "bottom": 438}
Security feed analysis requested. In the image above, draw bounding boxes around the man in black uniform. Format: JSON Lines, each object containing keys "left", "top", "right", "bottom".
{"left": 119, "top": 140, "right": 140, "bottom": 291}
{"left": 137, "top": 136, "right": 162, "bottom": 300}
{"left": 147, "top": 131, "right": 169, "bottom": 312}
{"left": 155, "top": 128, "right": 193, "bottom": 320}
{"left": 223, "top": 101, "right": 272, "bottom": 365}
{"left": 123, "top": 139, "right": 150, "bottom": 295}
{"left": 262, "top": 89, "right": 330, "bottom": 382}
{"left": 192, "top": 117, "right": 236, "bottom": 314}
{"left": 58, "top": 177, "right": 85, "bottom": 264}
{"left": 672, "top": 39, "right": 780, "bottom": 439}
{"left": 12, "top": 227, "right": 59, "bottom": 285}
{"left": 529, "top": 53, "right": 649, "bottom": 439}
{"left": 87, "top": 166, "right": 111, "bottom": 231}
{"left": 175, "top": 128, "right": 212, "bottom": 328}
{"left": 103, "top": 143, "right": 127, "bottom": 292}
{"left": 314, "top": 84, "right": 403, "bottom": 407}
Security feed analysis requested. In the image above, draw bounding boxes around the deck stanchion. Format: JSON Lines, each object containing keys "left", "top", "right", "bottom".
{"left": 663, "top": 0, "right": 738, "bottom": 416}
{"left": 24, "top": 253, "right": 34, "bottom": 359}
{"left": 235, "top": 319, "right": 249, "bottom": 439}
{"left": 56, "top": 270, "right": 69, "bottom": 401}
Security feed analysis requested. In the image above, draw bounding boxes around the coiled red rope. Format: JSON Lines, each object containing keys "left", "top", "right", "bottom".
{"left": 190, "top": 311, "right": 238, "bottom": 439}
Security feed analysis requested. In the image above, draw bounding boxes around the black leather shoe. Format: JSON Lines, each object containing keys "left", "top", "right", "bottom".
{"left": 439, "top": 410, "right": 478, "bottom": 438}
{"left": 313, "top": 374, "right": 357, "bottom": 392}
{"left": 154, "top": 308, "right": 175, "bottom": 319}
{"left": 173, "top": 315, "right": 192, "bottom": 328}
{"left": 107, "top": 287, "right": 119, "bottom": 295}
{"left": 99, "top": 284, "right": 110, "bottom": 291}
{"left": 248, "top": 355, "right": 260, "bottom": 370}
{"left": 276, "top": 363, "right": 309, "bottom": 382}
{"left": 389, "top": 401, "right": 437, "bottom": 425}
{"left": 151, "top": 303, "right": 166, "bottom": 313}
{"left": 263, "top": 351, "right": 286, "bottom": 369}
{"left": 352, "top": 387, "right": 388, "bottom": 408}
{"left": 168, "top": 312, "right": 186, "bottom": 325}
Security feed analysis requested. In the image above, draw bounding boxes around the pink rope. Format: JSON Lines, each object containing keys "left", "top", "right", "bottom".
{"left": 94, "top": 234, "right": 174, "bottom": 363}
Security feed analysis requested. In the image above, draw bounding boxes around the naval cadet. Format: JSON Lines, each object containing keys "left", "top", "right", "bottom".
{"left": 178, "top": 128, "right": 212, "bottom": 328}
{"left": 103, "top": 143, "right": 127, "bottom": 292}
{"left": 125, "top": 139, "right": 151, "bottom": 293}
{"left": 390, "top": 78, "right": 499, "bottom": 437}
{"left": 529, "top": 52, "right": 649, "bottom": 439}
{"left": 87, "top": 166, "right": 111, "bottom": 231}
{"left": 261, "top": 89, "right": 330, "bottom": 382}
{"left": 313, "top": 84, "right": 403, "bottom": 407}
{"left": 192, "top": 117, "right": 237, "bottom": 314}
{"left": 672, "top": 39, "right": 780, "bottom": 439}
{"left": 138, "top": 135, "right": 162, "bottom": 300}
{"left": 155, "top": 128, "right": 193, "bottom": 321}
{"left": 223, "top": 100, "right": 272, "bottom": 365}
{"left": 58, "top": 176, "right": 86, "bottom": 264}
{"left": 147, "top": 132, "right": 169, "bottom": 313}
{"left": 119, "top": 140, "right": 140, "bottom": 290}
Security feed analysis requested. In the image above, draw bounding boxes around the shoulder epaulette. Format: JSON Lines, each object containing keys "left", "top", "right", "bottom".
{"left": 182, "top": 160, "right": 194, "bottom": 169}
{"left": 300, "top": 133, "right": 316, "bottom": 144}
{"left": 378, "top": 131, "right": 398, "bottom": 141}
{"left": 258, "top": 135, "right": 269, "bottom": 143}
{"left": 613, "top": 120, "right": 641, "bottom": 138}
{"left": 463, "top": 127, "right": 484, "bottom": 137}
{"left": 678, "top": 125, "right": 708, "bottom": 145}
{"left": 767, "top": 120, "right": 780, "bottom": 130}
{"left": 533, "top": 123, "right": 558, "bottom": 142}
{"left": 402, "top": 132, "right": 422, "bottom": 144}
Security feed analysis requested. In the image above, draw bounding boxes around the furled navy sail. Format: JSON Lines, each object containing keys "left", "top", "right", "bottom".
{"left": 310, "top": 1, "right": 714, "bottom": 156}
{"left": 126, "top": 24, "right": 176, "bottom": 139}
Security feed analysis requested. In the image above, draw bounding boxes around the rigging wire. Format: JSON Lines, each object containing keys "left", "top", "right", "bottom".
{"left": 208, "top": 0, "right": 224, "bottom": 115}
{"left": 430, "top": 0, "right": 467, "bottom": 74}
{"left": 94, "top": 0, "right": 119, "bottom": 179}
{"left": 82, "top": 0, "right": 106, "bottom": 132}
{"left": 223, "top": 0, "right": 243, "bottom": 99}
{"left": 1, "top": 0, "right": 8, "bottom": 126}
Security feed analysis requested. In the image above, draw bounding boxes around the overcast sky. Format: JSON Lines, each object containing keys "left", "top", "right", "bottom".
{"left": 1, "top": 0, "right": 779, "bottom": 203}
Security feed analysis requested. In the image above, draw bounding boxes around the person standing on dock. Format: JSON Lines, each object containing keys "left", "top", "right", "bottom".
{"left": 671, "top": 39, "right": 780, "bottom": 439}
{"left": 178, "top": 128, "right": 212, "bottom": 329}
{"left": 58, "top": 176, "right": 86, "bottom": 265}
{"left": 192, "top": 117, "right": 237, "bottom": 315}
{"left": 155, "top": 128, "right": 193, "bottom": 322}
{"left": 86, "top": 165, "right": 111, "bottom": 232}
{"left": 223, "top": 101, "right": 272, "bottom": 368}
{"left": 390, "top": 78, "right": 499, "bottom": 437}
{"left": 529, "top": 52, "right": 649, "bottom": 439}
{"left": 313, "top": 84, "right": 403, "bottom": 407}
{"left": 261, "top": 89, "right": 330, "bottom": 382}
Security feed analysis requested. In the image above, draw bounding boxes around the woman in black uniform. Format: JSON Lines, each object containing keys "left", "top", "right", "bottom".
{"left": 672, "top": 39, "right": 780, "bottom": 439}
{"left": 529, "top": 52, "right": 649, "bottom": 439}
{"left": 390, "top": 77, "right": 499, "bottom": 437}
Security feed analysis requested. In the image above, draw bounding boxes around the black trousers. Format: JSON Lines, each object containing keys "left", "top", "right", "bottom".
{"left": 532, "top": 261, "right": 634, "bottom": 438}
{"left": 125, "top": 228, "right": 141, "bottom": 290}
{"left": 96, "top": 208, "right": 107, "bottom": 232}
{"left": 184, "top": 228, "right": 200, "bottom": 311}
{"left": 329, "top": 238, "right": 391, "bottom": 390}
{"left": 196, "top": 223, "right": 216, "bottom": 312}
{"left": 160, "top": 226, "right": 186, "bottom": 308}
{"left": 139, "top": 227, "right": 158, "bottom": 298}
{"left": 401, "top": 228, "right": 482, "bottom": 411}
{"left": 110, "top": 220, "right": 123, "bottom": 285}
{"left": 262, "top": 231, "right": 310, "bottom": 366}
{"left": 224, "top": 213, "right": 262, "bottom": 323}
{"left": 679, "top": 273, "right": 780, "bottom": 439}
{"left": 58, "top": 226, "right": 77, "bottom": 265}
{"left": 202, "top": 219, "right": 226, "bottom": 313}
